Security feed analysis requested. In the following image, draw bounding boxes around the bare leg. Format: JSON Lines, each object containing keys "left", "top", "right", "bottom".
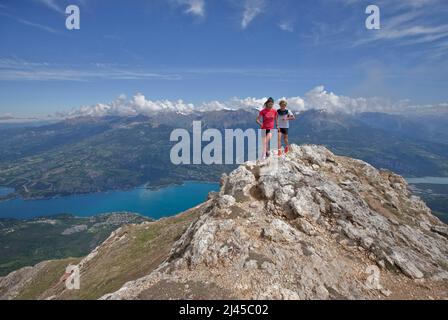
{"left": 278, "top": 130, "right": 282, "bottom": 150}
{"left": 278, "top": 130, "right": 283, "bottom": 155}
{"left": 284, "top": 134, "right": 289, "bottom": 153}
{"left": 262, "top": 130, "right": 267, "bottom": 158}
{"left": 266, "top": 132, "right": 272, "bottom": 156}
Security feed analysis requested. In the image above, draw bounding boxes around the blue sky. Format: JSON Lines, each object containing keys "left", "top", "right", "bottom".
{"left": 0, "top": 0, "right": 447, "bottom": 116}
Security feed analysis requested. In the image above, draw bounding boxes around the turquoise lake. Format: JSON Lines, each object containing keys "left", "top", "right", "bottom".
{"left": 0, "top": 182, "right": 219, "bottom": 220}
{"left": 0, "top": 187, "right": 14, "bottom": 196}
{"left": 406, "top": 177, "right": 448, "bottom": 184}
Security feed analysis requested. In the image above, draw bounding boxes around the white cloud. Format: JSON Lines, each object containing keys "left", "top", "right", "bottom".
{"left": 368, "top": 24, "right": 448, "bottom": 42}
{"left": 241, "top": 0, "right": 266, "bottom": 29}
{"left": 0, "top": 12, "right": 60, "bottom": 34}
{"left": 353, "top": 1, "right": 448, "bottom": 48}
{"left": 200, "top": 97, "right": 268, "bottom": 112}
{"left": 341, "top": 0, "right": 441, "bottom": 8}
{"left": 65, "top": 86, "right": 447, "bottom": 118}
{"left": 35, "top": 0, "right": 64, "bottom": 13}
{"left": 398, "top": 0, "right": 439, "bottom": 8}
{"left": 278, "top": 22, "right": 294, "bottom": 32}
{"left": 0, "top": 58, "right": 182, "bottom": 81}
{"left": 302, "top": 85, "right": 372, "bottom": 113}
{"left": 67, "top": 94, "right": 195, "bottom": 117}
{"left": 176, "top": 0, "right": 205, "bottom": 17}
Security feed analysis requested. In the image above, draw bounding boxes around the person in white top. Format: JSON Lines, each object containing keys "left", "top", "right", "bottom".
{"left": 277, "top": 100, "right": 295, "bottom": 155}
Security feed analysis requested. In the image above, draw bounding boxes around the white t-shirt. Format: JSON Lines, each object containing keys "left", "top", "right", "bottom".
{"left": 277, "top": 109, "right": 293, "bottom": 128}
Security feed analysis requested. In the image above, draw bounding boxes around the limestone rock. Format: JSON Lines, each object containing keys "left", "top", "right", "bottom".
{"left": 93, "top": 144, "right": 448, "bottom": 300}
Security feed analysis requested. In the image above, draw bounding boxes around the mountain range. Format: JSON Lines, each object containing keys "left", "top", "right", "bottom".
{"left": 0, "top": 109, "right": 447, "bottom": 201}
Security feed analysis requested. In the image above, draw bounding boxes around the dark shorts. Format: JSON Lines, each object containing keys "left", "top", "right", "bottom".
{"left": 279, "top": 128, "right": 289, "bottom": 135}
{"left": 263, "top": 129, "right": 272, "bottom": 134}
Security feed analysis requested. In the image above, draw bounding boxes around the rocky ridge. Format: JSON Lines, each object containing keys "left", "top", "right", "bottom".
{"left": 100, "top": 145, "right": 448, "bottom": 300}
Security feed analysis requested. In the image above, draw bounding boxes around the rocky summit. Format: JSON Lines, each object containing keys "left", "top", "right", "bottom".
{"left": 1, "top": 144, "right": 447, "bottom": 300}
{"left": 100, "top": 144, "right": 448, "bottom": 300}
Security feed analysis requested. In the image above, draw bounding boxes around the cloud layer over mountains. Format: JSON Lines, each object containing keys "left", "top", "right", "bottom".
{"left": 64, "top": 86, "right": 447, "bottom": 118}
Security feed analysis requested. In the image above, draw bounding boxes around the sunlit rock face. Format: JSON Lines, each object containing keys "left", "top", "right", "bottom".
{"left": 102, "top": 144, "right": 448, "bottom": 300}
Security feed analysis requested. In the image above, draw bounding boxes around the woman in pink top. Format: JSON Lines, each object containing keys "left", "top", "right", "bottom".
{"left": 256, "top": 97, "right": 279, "bottom": 159}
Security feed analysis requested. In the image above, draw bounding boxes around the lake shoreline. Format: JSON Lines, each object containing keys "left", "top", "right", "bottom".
{"left": 0, "top": 211, "right": 151, "bottom": 222}
{"left": 3, "top": 175, "right": 447, "bottom": 202}
{"left": 0, "top": 181, "right": 220, "bottom": 220}
{"left": 405, "top": 177, "right": 448, "bottom": 184}
{"left": 0, "top": 179, "right": 221, "bottom": 203}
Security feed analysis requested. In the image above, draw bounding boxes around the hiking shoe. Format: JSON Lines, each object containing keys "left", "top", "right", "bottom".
{"left": 285, "top": 146, "right": 289, "bottom": 153}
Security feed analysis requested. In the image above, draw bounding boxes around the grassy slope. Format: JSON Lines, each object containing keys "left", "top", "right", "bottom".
{"left": 0, "top": 214, "right": 151, "bottom": 276}
{"left": 10, "top": 206, "right": 201, "bottom": 300}
{"left": 14, "top": 258, "right": 81, "bottom": 300}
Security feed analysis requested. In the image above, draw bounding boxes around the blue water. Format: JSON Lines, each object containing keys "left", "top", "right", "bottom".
{"left": 0, "top": 182, "right": 219, "bottom": 219}
{"left": 0, "top": 187, "right": 14, "bottom": 196}
{"left": 406, "top": 177, "right": 448, "bottom": 184}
